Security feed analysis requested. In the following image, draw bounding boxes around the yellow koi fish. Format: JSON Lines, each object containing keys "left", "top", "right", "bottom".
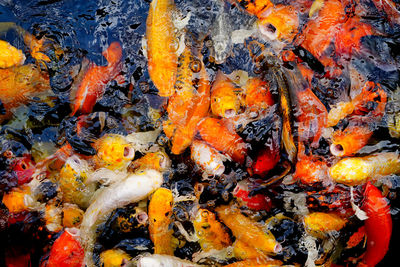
{"left": 303, "top": 212, "right": 347, "bottom": 239}
{"left": 193, "top": 208, "right": 231, "bottom": 251}
{"left": 146, "top": 0, "right": 177, "bottom": 97}
{"left": 0, "top": 39, "right": 25, "bottom": 68}
{"left": 148, "top": 187, "right": 176, "bottom": 255}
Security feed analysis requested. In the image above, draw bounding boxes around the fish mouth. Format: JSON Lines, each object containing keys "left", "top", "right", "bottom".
{"left": 330, "top": 143, "right": 345, "bottom": 157}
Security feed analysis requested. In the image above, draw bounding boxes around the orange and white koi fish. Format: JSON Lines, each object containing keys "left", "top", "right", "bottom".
{"left": 0, "top": 39, "right": 25, "bottom": 68}
{"left": 329, "top": 152, "right": 400, "bottom": 186}
{"left": 0, "top": 64, "right": 51, "bottom": 123}
{"left": 193, "top": 208, "right": 231, "bottom": 251}
{"left": 130, "top": 151, "right": 171, "bottom": 172}
{"left": 197, "top": 117, "right": 248, "bottom": 164}
{"left": 191, "top": 140, "right": 226, "bottom": 176}
{"left": 45, "top": 228, "right": 84, "bottom": 267}
{"left": 146, "top": 0, "right": 177, "bottom": 97}
{"left": 211, "top": 71, "right": 243, "bottom": 118}
{"left": 71, "top": 41, "right": 123, "bottom": 116}
{"left": 215, "top": 205, "right": 280, "bottom": 255}
{"left": 148, "top": 187, "right": 176, "bottom": 255}
{"left": 330, "top": 125, "right": 373, "bottom": 157}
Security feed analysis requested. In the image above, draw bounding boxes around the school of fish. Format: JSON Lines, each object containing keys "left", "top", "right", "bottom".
{"left": 1, "top": 0, "right": 400, "bottom": 266}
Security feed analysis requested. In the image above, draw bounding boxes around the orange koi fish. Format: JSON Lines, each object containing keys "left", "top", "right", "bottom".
{"left": 197, "top": 117, "right": 247, "bottom": 164}
{"left": 298, "top": 0, "right": 345, "bottom": 60}
{"left": 294, "top": 143, "right": 328, "bottom": 185}
{"left": 334, "top": 16, "right": 374, "bottom": 57}
{"left": 216, "top": 204, "right": 280, "bottom": 255}
{"left": 170, "top": 63, "right": 210, "bottom": 154}
{"left": 244, "top": 77, "right": 274, "bottom": 110}
{"left": 327, "top": 82, "right": 387, "bottom": 127}
{"left": 303, "top": 212, "right": 347, "bottom": 239}
{"left": 211, "top": 71, "right": 243, "bottom": 118}
{"left": 146, "top": 0, "right": 177, "bottom": 97}
{"left": 0, "top": 39, "right": 25, "bottom": 68}
{"left": 45, "top": 229, "right": 84, "bottom": 267}
{"left": 193, "top": 209, "right": 231, "bottom": 251}
{"left": 148, "top": 188, "right": 176, "bottom": 255}
{"left": 295, "top": 88, "right": 328, "bottom": 148}
{"left": 71, "top": 41, "right": 123, "bottom": 116}
{"left": 258, "top": 4, "right": 300, "bottom": 42}
{"left": 330, "top": 125, "right": 373, "bottom": 157}
{"left": 359, "top": 182, "right": 392, "bottom": 267}
{"left": 0, "top": 64, "right": 51, "bottom": 123}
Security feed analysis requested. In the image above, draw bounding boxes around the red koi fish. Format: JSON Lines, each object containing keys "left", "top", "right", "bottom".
{"left": 359, "top": 182, "right": 392, "bottom": 267}
{"left": 45, "top": 229, "right": 84, "bottom": 267}
{"left": 233, "top": 179, "right": 272, "bottom": 211}
{"left": 11, "top": 154, "right": 35, "bottom": 185}
{"left": 251, "top": 144, "right": 280, "bottom": 177}
{"left": 197, "top": 117, "right": 247, "bottom": 164}
{"left": 71, "top": 42, "right": 123, "bottom": 116}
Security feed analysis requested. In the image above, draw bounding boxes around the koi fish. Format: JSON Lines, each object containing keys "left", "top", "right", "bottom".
{"left": 295, "top": 88, "right": 328, "bottom": 148}
{"left": 70, "top": 41, "right": 123, "bottom": 116}
{"left": 100, "top": 249, "right": 132, "bottom": 267}
{"left": 0, "top": 64, "right": 51, "bottom": 123}
{"left": 233, "top": 239, "right": 265, "bottom": 260}
{"left": 0, "top": 39, "right": 25, "bottom": 68}
{"left": 258, "top": 4, "right": 300, "bottom": 42}
{"left": 294, "top": 155, "right": 328, "bottom": 185}
{"left": 303, "top": 212, "right": 347, "bottom": 239}
{"left": 197, "top": 117, "right": 247, "bottom": 164}
{"left": 297, "top": 0, "right": 345, "bottom": 60}
{"left": 2, "top": 185, "right": 30, "bottom": 213}
{"left": 330, "top": 125, "right": 373, "bottom": 157}
{"left": 146, "top": 0, "right": 177, "bottom": 97}
{"left": 130, "top": 151, "right": 171, "bottom": 172}
{"left": 62, "top": 204, "right": 84, "bottom": 228}
{"left": 360, "top": 182, "right": 392, "bottom": 267}
{"left": 327, "top": 81, "right": 387, "bottom": 127}
{"left": 193, "top": 208, "right": 231, "bottom": 251}
{"left": 211, "top": 71, "right": 243, "bottom": 118}
{"left": 80, "top": 169, "right": 163, "bottom": 267}
{"left": 233, "top": 179, "right": 272, "bottom": 211}
{"left": 171, "top": 55, "right": 210, "bottom": 154}
{"left": 244, "top": 77, "right": 274, "bottom": 110}
{"left": 45, "top": 228, "right": 84, "bottom": 267}
{"left": 334, "top": 16, "right": 374, "bottom": 57}
{"left": 58, "top": 155, "right": 95, "bottom": 208}
{"left": 148, "top": 187, "right": 175, "bottom": 255}
{"left": 11, "top": 154, "right": 35, "bottom": 185}
{"left": 329, "top": 152, "right": 400, "bottom": 186}
{"left": 191, "top": 140, "right": 226, "bottom": 176}
{"left": 215, "top": 205, "right": 280, "bottom": 255}
{"left": 251, "top": 143, "right": 280, "bottom": 177}
{"left": 93, "top": 134, "right": 135, "bottom": 171}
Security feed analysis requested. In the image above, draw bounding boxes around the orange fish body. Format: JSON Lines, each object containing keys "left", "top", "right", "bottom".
{"left": 244, "top": 77, "right": 274, "bottom": 110}
{"left": 294, "top": 154, "right": 328, "bottom": 185}
{"left": 335, "top": 17, "right": 374, "bottom": 57}
{"left": 146, "top": 0, "right": 177, "bottom": 97}
{"left": 148, "top": 188, "right": 175, "bottom": 255}
{"left": 330, "top": 125, "right": 373, "bottom": 157}
{"left": 71, "top": 42, "right": 123, "bottom": 116}
{"left": 299, "top": 0, "right": 345, "bottom": 60}
{"left": 46, "top": 229, "right": 84, "bottom": 267}
{"left": 0, "top": 64, "right": 50, "bottom": 123}
{"left": 233, "top": 0, "right": 273, "bottom": 17}
{"left": 296, "top": 88, "right": 328, "bottom": 148}
{"left": 197, "top": 117, "right": 247, "bottom": 164}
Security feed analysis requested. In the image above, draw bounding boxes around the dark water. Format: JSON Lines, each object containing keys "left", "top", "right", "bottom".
{"left": 0, "top": 0, "right": 399, "bottom": 266}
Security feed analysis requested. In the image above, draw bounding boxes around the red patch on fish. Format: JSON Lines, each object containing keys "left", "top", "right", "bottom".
{"left": 233, "top": 179, "right": 272, "bottom": 211}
